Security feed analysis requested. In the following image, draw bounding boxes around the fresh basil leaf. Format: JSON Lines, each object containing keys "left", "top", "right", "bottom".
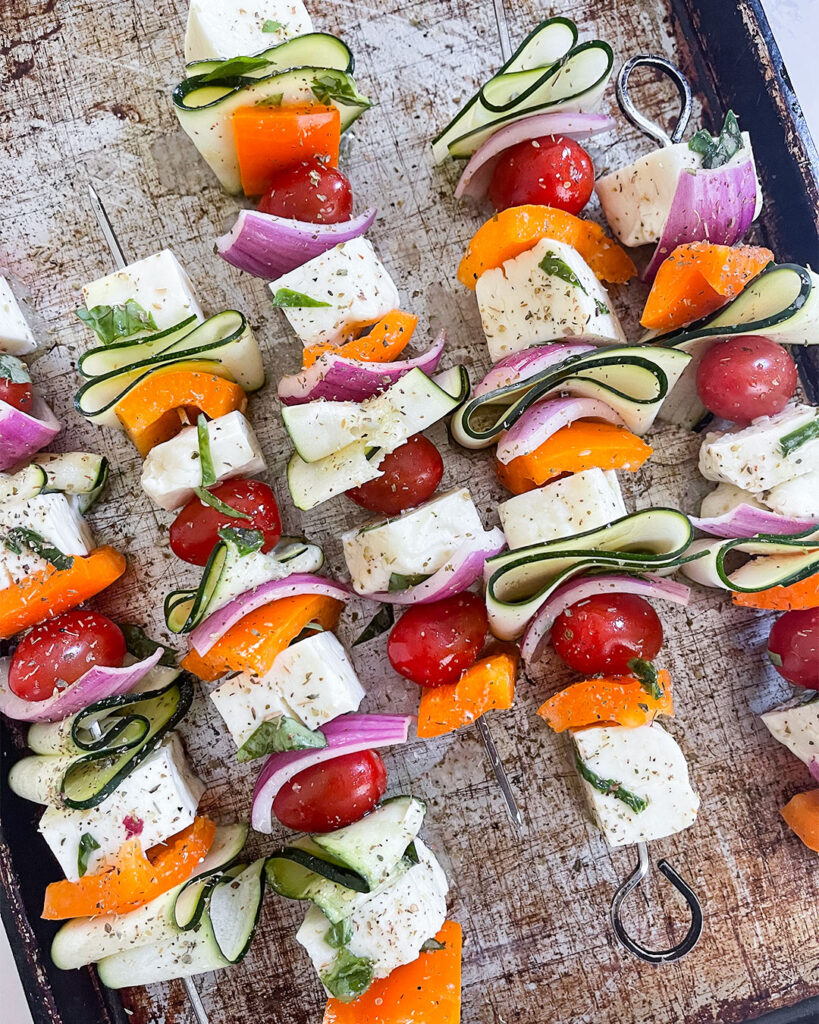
{"left": 290, "top": 620, "right": 327, "bottom": 646}
{"left": 321, "top": 949, "right": 374, "bottom": 1003}
{"left": 628, "top": 658, "right": 663, "bottom": 701}
{"left": 262, "top": 18, "right": 282, "bottom": 31}
{"left": 403, "top": 841, "right": 420, "bottom": 866}
{"left": 120, "top": 624, "right": 177, "bottom": 668}
{"left": 421, "top": 937, "right": 446, "bottom": 952}
{"left": 325, "top": 917, "right": 353, "bottom": 950}
{"left": 310, "top": 72, "right": 371, "bottom": 109}
{"left": 688, "top": 109, "right": 743, "bottom": 169}
{"left": 236, "top": 716, "right": 327, "bottom": 762}
{"left": 352, "top": 604, "right": 394, "bottom": 646}
{"left": 256, "top": 92, "right": 284, "bottom": 107}
{"left": 0, "top": 354, "right": 31, "bottom": 384}
{"left": 575, "top": 753, "right": 648, "bottom": 813}
{"left": 196, "top": 413, "right": 216, "bottom": 487}
{"left": 197, "top": 55, "right": 271, "bottom": 83}
{"left": 77, "top": 832, "right": 100, "bottom": 877}
{"left": 76, "top": 300, "right": 158, "bottom": 346}
{"left": 218, "top": 525, "right": 265, "bottom": 556}
{"left": 4, "top": 528, "right": 73, "bottom": 571}
{"left": 271, "top": 287, "right": 331, "bottom": 308}
{"left": 194, "top": 486, "right": 247, "bottom": 519}
{"left": 594, "top": 297, "right": 610, "bottom": 316}
{"left": 538, "top": 251, "right": 587, "bottom": 293}
{"left": 768, "top": 650, "right": 783, "bottom": 667}
{"left": 780, "top": 418, "right": 819, "bottom": 458}
{"left": 388, "top": 572, "right": 429, "bottom": 592}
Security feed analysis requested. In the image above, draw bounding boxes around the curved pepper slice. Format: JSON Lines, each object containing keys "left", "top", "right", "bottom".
{"left": 416, "top": 651, "right": 517, "bottom": 739}
{"left": 302, "top": 310, "right": 418, "bottom": 368}
{"left": 733, "top": 574, "right": 819, "bottom": 612}
{"left": 538, "top": 671, "right": 673, "bottom": 733}
{"left": 781, "top": 790, "right": 819, "bottom": 852}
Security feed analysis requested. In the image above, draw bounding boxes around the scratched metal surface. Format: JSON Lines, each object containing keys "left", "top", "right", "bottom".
{"left": 2, "top": 1, "right": 819, "bottom": 1023}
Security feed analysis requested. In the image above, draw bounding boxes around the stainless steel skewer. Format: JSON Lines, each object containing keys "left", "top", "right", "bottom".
{"left": 615, "top": 54, "right": 693, "bottom": 148}
{"left": 475, "top": 716, "right": 523, "bottom": 832}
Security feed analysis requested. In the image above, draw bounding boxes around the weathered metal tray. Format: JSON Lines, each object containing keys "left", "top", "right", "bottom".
{"left": 2, "top": 1, "right": 819, "bottom": 1022}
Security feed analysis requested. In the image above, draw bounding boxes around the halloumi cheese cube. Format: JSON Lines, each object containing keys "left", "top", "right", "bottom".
{"left": 0, "top": 494, "right": 94, "bottom": 590}
{"left": 140, "top": 410, "right": 266, "bottom": 511}
{"left": 38, "top": 734, "right": 204, "bottom": 881}
{"left": 184, "top": 0, "right": 312, "bottom": 61}
{"left": 270, "top": 237, "right": 400, "bottom": 348}
{"left": 83, "top": 250, "right": 204, "bottom": 336}
{"left": 761, "top": 698, "right": 819, "bottom": 768}
{"left": 699, "top": 404, "right": 819, "bottom": 493}
{"left": 475, "top": 237, "right": 625, "bottom": 362}
{"left": 499, "top": 468, "right": 625, "bottom": 548}
{"left": 573, "top": 723, "right": 699, "bottom": 847}
{"left": 762, "top": 469, "right": 819, "bottom": 521}
{"left": 0, "top": 277, "right": 36, "bottom": 354}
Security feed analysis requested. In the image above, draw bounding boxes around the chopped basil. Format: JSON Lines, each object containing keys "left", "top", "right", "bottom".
{"left": 628, "top": 658, "right": 663, "bottom": 701}
{"left": 76, "top": 300, "right": 158, "bottom": 346}
{"left": 77, "top": 833, "right": 100, "bottom": 877}
{"left": 198, "top": 55, "right": 271, "bottom": 83}
{"left": 257, "top": 92, "right": 284, "bottom": 107}
{"left": 575, "top": 753, "right": 648, "bottom": 814}
{"left": 196, "top": 413, "right": 216, "bottom": 487}
{"left": 194, "top": 486, "right": 247, "bottom": 519}
{"left": 768, "top": 650, "right": 783, "bottom": 668}
{"left": 421, "top": 937, "right": 446, "bottom": 952}
{"left": 593, "top": 297, "right": 610, "bottom": 316}
{"left": 4, "top": 528, "right": 73, "bottom": 571}
{"left": 388, "top": 572, "right": 430, "bottom": 592}
{"left": 320, "top": 948, "right": 374, "bottom": 1003}
{"left": 688, "top": 110, "right": 743, "bottom": 169}
{"left": 271, "top": 287, "right": 331, "bottom": 308}
{"left": 120, "top": 623, "right": 177, "bottom": 668}
{"left": 311, "top": 72, "right": 371, "bottom": 109}
{"left": 403, "top": 841, "right": 420, "bottom": 865}
{"left": 236, "top": 716, "right": 327, "bottom": 762}
{"left": 290, "top": 620, "right": 327, "bottom": 646}
{"left": 218, "top": 525, "right": 265, "bottom": 556}
{"left": 779, "top": 418, "right": 819, "bottom": 458}
{"left": 538, "top": 251, "right": 587, "bottom": 293}
{"left": 352, "top": 604, "right": 394, "bottom": 646}
{"left": 262, "top": 18, "right": 282, "bottom": 32}
{"left": 325, "top": 917, "right": 352, "bottom": 949}
{"left": 0, "top": 354, "right": 31, "bottom": 384}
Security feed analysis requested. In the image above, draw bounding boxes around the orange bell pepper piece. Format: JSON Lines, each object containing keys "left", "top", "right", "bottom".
{"left": 641, "top": 242, "right": 773, "bottom": 332}
{"left": 538, "top": 671, "right": 674, "bottom": 733}
{"left": 323, "top": 921, "right": 463, "bottom": 1024}
{"left": 182, "top": 593, "right": 344, "bottom": 681}
{"left": 115, "top": 368, "right": 247, "bottom": 457}
{"left": 302, "top": 310, "right": 418, "bottom": 368}
{"left": 233, "top": 104, "right": 340, "bottom": 196}
{"left": 0, "top": 546, "right": 126, "bottom": 641}
{"left": 781, "top": 790, "right": 819, "bottom": 852}
{"left": 496, "top": 422, "right": 653, "bottom": 495}
{"left": 416, "top": 652, "right": 517, "bottom": 739}
{"left": 458, "top": 205, "right": 636, "bottom": 290}
{"left": 42, "top": 816, "right": 216, "bottom": 920}
{"left": 733, "top": 574, "right": 819, "bottom": 611}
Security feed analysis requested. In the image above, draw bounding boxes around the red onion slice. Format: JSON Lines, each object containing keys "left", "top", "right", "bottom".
{"left": 277, "top": 331, "right": 447, "bottom": 406}
{"left": 689, "top": 503, "right": 819, "bottom": 539}
{"left": 643, "top": 157, "right": 759, "bottom": 282}
{"left": 496, "top": 397, "right": 625, "bottom": 465}
{"left": 521, "top": 573, "right": 691, "bottom": 663}
{"left": 474, "top": 343, "right": 596, "bottom": 397}
{"left": 810, "top": 757, "right": 819, "bottom": 784}
{"left": 189, "top": 574, "right": 353, "bottom": 657}
{"left": 251, "top": 713, "right": 411, "bottom": 833}
{"left": 0, "top": 397, "right": 61, "bottom": 472}
{"left": 216, "top": 207, "right": 378, "bottom": 279}
{"left": 365, "top": 529, "right": 506, "bottom": 606}
{"left": 455, "top": 112, "right": 616, "bottom": 201}
{"left": 0, "top": 649, "right": 163, "bottom": 723}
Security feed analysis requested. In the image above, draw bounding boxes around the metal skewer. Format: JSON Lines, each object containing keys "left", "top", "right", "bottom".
{"left": 615, "top": 54, "right": 693, "bottom": 147}
{"left": 475, "top": 716, "right": 523, "bottom": 832}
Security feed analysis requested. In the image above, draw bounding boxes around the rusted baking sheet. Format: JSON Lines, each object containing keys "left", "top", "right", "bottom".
{"left": 1, "top": 1, "right": 819, "bottom": 1023}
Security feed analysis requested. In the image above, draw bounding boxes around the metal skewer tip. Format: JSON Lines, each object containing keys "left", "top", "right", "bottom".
{"left": 183, "top": 977, "right": 211, "bottom": 1024}
{"left": 475, "top": 716, "right": 524, "bottom": 832}
{"left": 87, "top": 181, "right": 128, "bottom": 270}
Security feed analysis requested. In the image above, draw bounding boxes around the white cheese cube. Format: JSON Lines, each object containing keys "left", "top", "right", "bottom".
{"left": 0, "top": 494, "right": 94, "bottom": 591}
{"left": 499, "top": 469, "right": 625, "bottom": 549}
{"left": 38, "top": 735, "right": 204, "bottom": 881}
{"left": 342, "top": 488, "right": 487, "bottom": 594}
{"left": 475, "top": 237, "right": 625, "bottom": 362}
{"left": 595, "top": 136, "right": 761, "bottom": 246}
{"left": 140, "top": 410, "right": 266, "bottom": 511}
{"left": 83, "top": 250, "right": 204, "bottom": 336}
{"left": 761, "top": 698, "right": 819, "bottom": 768}
{"left": 762, "top": 470, "right": 819, "bottom": 521}
{"left": 270, "top": 238, "right": 400, "bottom": 348}
{"left": 296, "top": 839, "right": 448, "bottom": 984}
{"left": 699, "top": 482, "right": 764, "bottom": 518}
{"left": 699, "top": 404, "right": 819, "bottom": 492}
{"left": 0, "top": 277, "right": 36, "bottom": 354}
{"left": 185, "top": 0, "right": 312, "bottom": 61}
{"left": 573, "top": 723, "right": 699, "bottom": 847}
{"left": 210, "top": 632, "right": 365, "bottom": 746}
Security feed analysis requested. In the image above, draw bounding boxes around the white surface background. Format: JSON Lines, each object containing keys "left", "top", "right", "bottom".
{"left": 1, "top": 2, "right": 817, "bottom": 1023}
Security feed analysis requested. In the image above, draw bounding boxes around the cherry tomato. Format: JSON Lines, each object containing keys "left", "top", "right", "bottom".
{"left": 695, "top": 336, "right": 797, "bottom": 424}
{"left": 345, "top": 434, "right": 444, "bottom": 516}
{"left": 273, "top": 750, "right": 388, "bottom": 832}
{"left": 551, "top": 594, "right": 663, "bottom": 675}
{"left": 0, "top": 356, "right": 33, "bottom": 413}
{"left": 257, "top": 159, "right": 354, "bottom": 224}
{"left": 169, "top": 479, "right": 282, "bottom": 566}
{"left": 488, "top": 135, "right": 594, "bottom": 215}
{"left": 9, "top": 611, "right": 126, "bottom": 703}
{"left": 768, "top": 608, "right": 819, "bottom": 689}
{"left": 387, "top": 593, "right": 487, "bottom": 688}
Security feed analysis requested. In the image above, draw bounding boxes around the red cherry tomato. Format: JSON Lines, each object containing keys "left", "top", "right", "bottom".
{"left": 272, "top": 750, "right": 388, "bottom": 832}
{"left": 169, "top": 479, "right": 282, "bottom": 566}
{"left": 488, "top": 135, "right": 595, "bottom": 215}
{"left": 551, "top": 594, "right": 663, "bottom": 675}
{"left": 768, "top": 608, "right": 819, "bottom": 689}
{"left": 9, "top": 611, "right": 126, "bottom": 703}
{"left": 0, "top": 377, "right": 33, "bottom": 413}
{"left": 387, "top": 593, "right": 487, "bottom": 688}
{"left": 695, "top": 336, "right": 797, "bottom": 424}
{"left": 257, "top": 159, "right": 354, "bottom": 224}
{"left": 345, "top": 434, "right": 444, "bottom": 516}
